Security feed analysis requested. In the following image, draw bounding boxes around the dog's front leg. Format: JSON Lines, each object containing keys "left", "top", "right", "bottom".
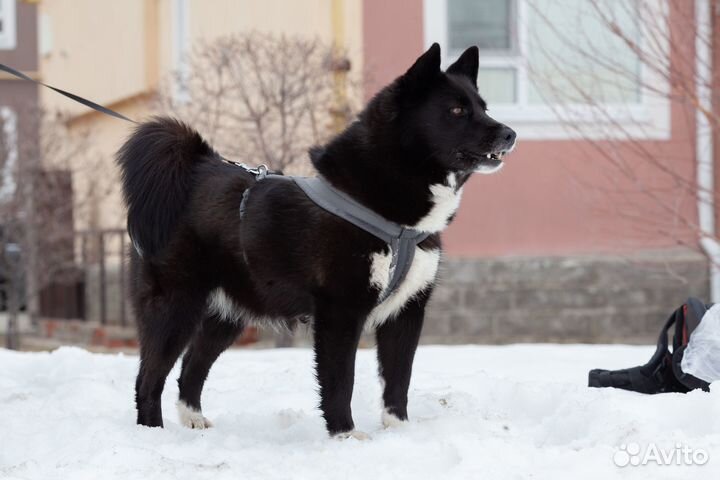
{"left": 313, "top": 303, "right": 366, "bottom": 438}
{"left": 376, "top": 294, "right": 428, "bottom": 428}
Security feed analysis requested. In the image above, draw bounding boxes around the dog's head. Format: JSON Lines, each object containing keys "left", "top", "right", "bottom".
{"left": 369, "top": 43, "right": 516, "bottom": 177}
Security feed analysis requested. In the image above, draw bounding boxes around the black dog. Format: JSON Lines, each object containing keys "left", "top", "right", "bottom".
{"left": 117, "top": 43, "right": 515, "bottom": 438}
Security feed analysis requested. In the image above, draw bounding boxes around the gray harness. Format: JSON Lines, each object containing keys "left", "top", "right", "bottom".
{"left": 239, "top": 168, "right": 431, "bottom": 303}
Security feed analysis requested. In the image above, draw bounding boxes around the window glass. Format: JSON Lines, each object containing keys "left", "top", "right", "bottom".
{"left": 448, "top": 0, "right": 513, "bottom": 53}
{"left": 0, "top": 109, "right": 17, "bottom": 201}
{"left": 0, "top": 0, "right": 16, "bottom": 50}
{"left": 526, "top": 0, "right": 641, "bottom": 104}
{"left": 478, "top": 68, "right": 517, "bottom": 103}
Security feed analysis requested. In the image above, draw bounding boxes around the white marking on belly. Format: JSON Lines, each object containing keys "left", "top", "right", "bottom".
{"left": 207, "top": 287, "right": 294, "bottom": 330}
{"left": 207, "top": 288, "right": 241, "bottom": 322}
{"left": 368, "top": 248, "right": 440, "bottom": 328}
{"left": 408, "top": 173, "right": 462, "bottom": 233}
{"left": 177, "top": 400, "right": 213, "bottom": 429}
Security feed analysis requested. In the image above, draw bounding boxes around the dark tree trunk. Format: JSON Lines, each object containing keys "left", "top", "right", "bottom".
{"left": 5, "top": 285, "right": 20, "bottom": 350}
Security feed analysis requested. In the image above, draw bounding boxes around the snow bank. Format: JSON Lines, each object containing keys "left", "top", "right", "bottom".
{"left": 1, "top": 345, "right": 719, "bottom": 479}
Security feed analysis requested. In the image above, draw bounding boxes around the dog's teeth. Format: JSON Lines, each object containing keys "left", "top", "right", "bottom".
{"left": 486, "top": 154, "right": 491, "bottom": 159}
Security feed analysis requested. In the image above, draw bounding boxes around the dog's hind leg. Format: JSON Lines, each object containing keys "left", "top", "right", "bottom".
{"left": 177, "top": 314, "right": 244, "bottom": 429}
{"left": 135, "top": 291, "right": 206, "bottom": 428}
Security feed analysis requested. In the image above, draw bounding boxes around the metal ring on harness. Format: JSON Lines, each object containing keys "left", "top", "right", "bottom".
{"left": 249, "top": 164, "right": 268, "bottom": 180}
{"left": 238, "top": 164, "right": 270, "bottom": 219}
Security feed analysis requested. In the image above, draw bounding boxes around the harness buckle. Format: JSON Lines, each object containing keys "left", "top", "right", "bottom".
{"left": 251, "top": 164, "right": 268, "bottom": 181}
{"left": 222, "top": 159, "right": 269, "bottom": 181}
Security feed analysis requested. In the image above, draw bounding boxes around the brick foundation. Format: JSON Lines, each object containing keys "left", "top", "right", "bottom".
{"left": 34, "top": 319, "right": 259, "bottom": 350}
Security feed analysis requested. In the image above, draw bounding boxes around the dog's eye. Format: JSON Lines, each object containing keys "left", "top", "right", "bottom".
{"left": 450, "top": 106, "right": 467, "bottom": 117}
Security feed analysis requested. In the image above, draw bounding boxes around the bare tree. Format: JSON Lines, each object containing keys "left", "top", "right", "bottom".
{"left": 524, "top": 0, "right": 713, "bottom": 252}
{"left": 158, "top": 32, "right": 358, "bottom": 175}
{"left": 0, "top": 108, "right": 104, "bottom": 349}
{"left": 156, "top": 32, "right": 357, "bottom": 347}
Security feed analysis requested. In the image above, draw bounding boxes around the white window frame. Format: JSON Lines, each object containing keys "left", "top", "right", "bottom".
{"left": 172, "top": 0, "right": 191, "bottom": 104}
{"left": 0, "top": 0, "right": 17, "bottom": 50}
{"left": 423, "top": 0, "right": 671, "bottom": 140}
{"left": 0, "top": 106, "right": 18, "bottom": 201}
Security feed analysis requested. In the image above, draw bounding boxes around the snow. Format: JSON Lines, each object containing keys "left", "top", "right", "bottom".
{"left": 1, "top": 344, "right": 719, "bottom": 479}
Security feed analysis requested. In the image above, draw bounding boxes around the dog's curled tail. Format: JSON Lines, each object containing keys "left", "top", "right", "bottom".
{"left": 116, "top": 116, "right": 214, "bottom": 259}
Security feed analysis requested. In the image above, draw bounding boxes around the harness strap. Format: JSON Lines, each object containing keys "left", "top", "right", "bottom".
{"left": 291, "top": 177, "right": 430, "bottom": 302}
{"left": 239, "top": 174, "right": 430, "bottom": 303}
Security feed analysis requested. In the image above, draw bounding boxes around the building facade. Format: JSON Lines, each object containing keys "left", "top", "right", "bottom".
{"left": 363, "top": 0, "right": 714, "bottom": 342}
{"left": 0, "top": 0, "right": 37, "bottom": 199}
{"left": 3, "top": 0, "right": 716, "bottom": 343}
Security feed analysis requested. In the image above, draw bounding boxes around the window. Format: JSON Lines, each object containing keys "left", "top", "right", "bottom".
{"left": 424, "top": 0, "right": 670, "bottom": 140}
{"left": 0, "top": 0, "right": 17, "bottom": 50}
{"left": 448, "top": 0, "right": 519, "bottom": 104}
{"left": 0, "top": 107, "right": 18, "bottom": 201}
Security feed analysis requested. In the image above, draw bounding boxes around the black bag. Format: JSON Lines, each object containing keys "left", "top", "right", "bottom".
{"left": 588, "top": 297, "right": 711, "bottom": 394}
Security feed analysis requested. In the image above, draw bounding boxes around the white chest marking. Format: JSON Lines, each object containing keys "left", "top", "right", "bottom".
{"left": 408, "top": 173, "right": 463, "bottom": 233}
{"left": 369, "top": 249, "right": 393, "bottom": 291}
{"left": 368, "top": 247, "right": 440, "bottom": 328}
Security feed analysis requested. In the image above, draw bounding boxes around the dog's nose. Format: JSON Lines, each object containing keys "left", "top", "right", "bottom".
{"left": 502, "top": 126, "right": 516, "bottom": 145}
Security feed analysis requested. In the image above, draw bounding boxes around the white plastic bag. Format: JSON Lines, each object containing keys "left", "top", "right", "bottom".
{"left": 681, "top": 304, "right": 720, "bottom": 383}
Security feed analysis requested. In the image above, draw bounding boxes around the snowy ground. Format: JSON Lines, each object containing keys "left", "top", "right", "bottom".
{"left": 1, "top": 345, "right": 719, "bottom": 480}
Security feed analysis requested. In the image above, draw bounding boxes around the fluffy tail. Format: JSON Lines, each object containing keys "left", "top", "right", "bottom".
{"left": 116, "top": 117, "right": 214, "bottom": 259}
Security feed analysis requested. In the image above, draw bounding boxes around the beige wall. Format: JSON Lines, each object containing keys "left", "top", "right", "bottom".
{"left": 191, "top": 0, "right": 360, "bottom": 45}
{"left": 37, "top": 0, "right": 363, "bottom": 231}
{"left": 39, "top": 0, "right": 156, "bottom": 113}
{"left": 39, "top": 0, "right": 363, "bottom": 121}
{"left": 189, "top": 0, "right": 364, "bottom": 88}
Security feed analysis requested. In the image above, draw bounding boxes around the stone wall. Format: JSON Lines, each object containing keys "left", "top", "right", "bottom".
{"left": 75, "top": 247, "right": 711, "bottom": 346}
{"left": 423, "top": 248, "right": 709, "bottom": 344}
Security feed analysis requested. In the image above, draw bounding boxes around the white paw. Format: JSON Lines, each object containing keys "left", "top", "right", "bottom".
{"left": 177, "top": 400, "right": 213, "bottom": 429}
{"left": 382, "top": 408, "right": 407, "bottom": 428}
{"left": 333, "top": 429, "right": 371, "bottom": 441}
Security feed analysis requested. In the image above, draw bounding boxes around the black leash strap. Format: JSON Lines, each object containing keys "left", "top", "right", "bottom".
{"left": 0, "top": 63, "right": 138, "bottom": 124}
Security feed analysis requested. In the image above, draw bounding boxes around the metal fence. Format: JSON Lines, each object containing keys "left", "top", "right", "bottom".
{"left": 74, "top": 228, "right": 130, "bottom": 326}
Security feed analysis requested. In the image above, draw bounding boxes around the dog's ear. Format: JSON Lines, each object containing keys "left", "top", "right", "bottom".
{"left": 308, "top": 145, "right": 326, "bottom": 170}
{"left": 401, "top": 43, "right": 441, "bottom": 89}
{"left": 447, "top": 46, "right": 479, "bottom": 87}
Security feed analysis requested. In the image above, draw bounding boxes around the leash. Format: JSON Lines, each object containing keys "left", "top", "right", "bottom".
{"left": 0, "top": 63, "right": 268, "bottom": 173}
{"left": 0, "top": 62, "right": 277, "bottom": 263}
{"left": 0, "top": 63, "right": 137, "bottom": 124}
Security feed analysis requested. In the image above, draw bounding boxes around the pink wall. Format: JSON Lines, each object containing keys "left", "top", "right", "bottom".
{"left": 0, "top": 2, "right": 38, "bottom": 71}
{"left": 362, "top": 0, "right": 425, "bottom": 96}
{"left": 363, "top": 0, "right": 700, "bottom": 257}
